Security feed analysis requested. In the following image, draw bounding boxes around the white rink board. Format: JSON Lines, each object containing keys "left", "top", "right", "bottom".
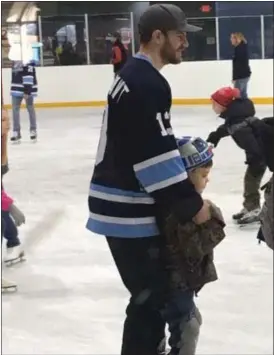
{"left": 2, "top": 106, "right": 273, "bottom": 355}
{"left": 2, "top": 59, "right": 274, "bottom": 105}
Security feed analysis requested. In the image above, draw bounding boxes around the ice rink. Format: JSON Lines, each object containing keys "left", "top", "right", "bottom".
{"left": 2, "top": 105, "right": 273, "bottom": 355}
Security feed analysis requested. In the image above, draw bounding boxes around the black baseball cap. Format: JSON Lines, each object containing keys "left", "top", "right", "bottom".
{"left": 138, "top": 4, "right": 202, "bottom": 38}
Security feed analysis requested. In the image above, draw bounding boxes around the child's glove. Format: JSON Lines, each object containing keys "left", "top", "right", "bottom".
{"left": 206, "top": 131, "right": 220, "bottom": 148}
{"left": 9, "top": 204, "right": 26, "bottom": 226}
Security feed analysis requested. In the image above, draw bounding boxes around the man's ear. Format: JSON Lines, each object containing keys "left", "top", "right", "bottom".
{"left": 151, "top": 30, "right": 164, "bottom": 45}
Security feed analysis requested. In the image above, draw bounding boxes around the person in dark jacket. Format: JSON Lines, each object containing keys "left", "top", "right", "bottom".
{"left": 231, "top": 32, "right": 251, "bottom": 99}
{"left": 207, "top": 87, "right": 267, "bottom": 224}
{"left": 111, "top": 32, "right": 128, "bottom": 75}
{"left": 249, "top": 117, "right": 274, "bottom": 249}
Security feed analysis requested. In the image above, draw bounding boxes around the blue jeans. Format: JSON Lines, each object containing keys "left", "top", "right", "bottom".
{"left": 1, "top": 210, "right": 20, "bottom": 248}
{"left": 12, "top": 95, "right": 37, "bottom": 133}
{"left": 163, "top": 289, "right": 199, "bottom": 355}
{"left": 234, "top": 77, "right": 250, "bottom": 99}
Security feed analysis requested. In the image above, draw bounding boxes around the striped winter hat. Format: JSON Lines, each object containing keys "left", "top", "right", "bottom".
{"left": 177, "top": 136, "right": 214, "bottom": 171}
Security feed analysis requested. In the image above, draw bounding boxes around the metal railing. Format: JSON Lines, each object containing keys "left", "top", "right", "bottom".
{"left": 2, "top": 13, "right": 273, "bottom": 67}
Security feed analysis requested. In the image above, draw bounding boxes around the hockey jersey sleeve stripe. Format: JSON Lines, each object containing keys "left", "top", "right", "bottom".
{"left": 86, "top": 216, "right": 159, "bottom": 237}
{"left": 134, "top": 150, "right": 180, "bottom": 171}
{"left": 134, "top": 154, "right": 187, "bottom": 193}
{"left": 145, "top": 171, "right": 188, "bottom": 193}
{"left": 89, "top": 185, "right": 154, "bottom": 204}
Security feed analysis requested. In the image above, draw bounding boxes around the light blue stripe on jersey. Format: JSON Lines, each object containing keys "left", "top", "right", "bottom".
{"left": 23, "top": 76, "right": 34, "bottom": 85}
{"left": 134, "top": 150, "right": 188, "bottom": 193}
{"left": 86, "top": 215, "right": 159, "bottom": 237}
{"left": 91, "top": 183, "right": 151, "bottom": 198}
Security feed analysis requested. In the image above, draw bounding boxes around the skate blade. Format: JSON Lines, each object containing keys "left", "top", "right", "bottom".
{"left": 11, "top": 140, "right": 21, "bottom": 145}
{"left": 4, "top": 252, "right": 26, "bottom": 267}
{"left": 30, "top": 138, "right": 37, "bottom": 143}
{"left": 2, "top": 286, "right": 17, "bottom": 293}
{"left": 238, "top": 221, "right": 260, "bottom": 229}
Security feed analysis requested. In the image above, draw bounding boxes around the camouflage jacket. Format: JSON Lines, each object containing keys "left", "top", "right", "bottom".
{"left": 163, "top": 201, "right": 226, "bottom": 293}
{"left": 260, "top": 176, "right": 273, "bottom": 250}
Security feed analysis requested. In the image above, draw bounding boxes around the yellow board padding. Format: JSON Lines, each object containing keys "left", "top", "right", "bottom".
{"left": 3, "top": 97, "right": 273, "bottom": 109}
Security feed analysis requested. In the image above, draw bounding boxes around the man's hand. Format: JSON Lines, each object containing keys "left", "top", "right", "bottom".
{"left": 1, "top": 108, "right": 10, "bottom": 136}
{"left": 23, "top": 94, "right": 29, "bottom": 100}
{"left": 193, "top": 200, "right": 211, "bottom": 225}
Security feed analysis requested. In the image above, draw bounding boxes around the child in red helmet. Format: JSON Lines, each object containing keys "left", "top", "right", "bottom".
{"left": 207, "top": 86, "right": 267, "bottom": 225}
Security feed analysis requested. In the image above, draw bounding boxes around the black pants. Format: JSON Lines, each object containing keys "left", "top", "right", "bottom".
{"left": 106, "top": 235, "right": 168, "bottom": 355}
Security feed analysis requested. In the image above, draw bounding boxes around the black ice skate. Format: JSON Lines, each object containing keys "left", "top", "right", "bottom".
{"left": 4, "top": 246, "right": 25, "bottom": 267}
{"left": 1, "top": 278, "right": 17, "bottom": 293}
{"left": 237, "top": 208, "right": 261, "bottom": 226}
{"left": 232, "top": 208, "right": 248, "bottom": 220}
{"left": 30, "top": 130, "right": 37, "bottom": 142}
{"left": 10, "top": 131, "right": 21, "bottom": 144}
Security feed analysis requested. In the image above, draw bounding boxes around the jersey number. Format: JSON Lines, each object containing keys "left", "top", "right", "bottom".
{"left": 95, "top": 106, "right": 108, "bottom": 166}
{"left": 156, "top": 112, "right": 173, "bottom": 136}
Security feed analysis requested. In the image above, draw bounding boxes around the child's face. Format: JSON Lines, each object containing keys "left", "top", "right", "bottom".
{"left": 189, "top": 167, "right": 211, "bottom": 194}
{"left": 212, "top": 100, "right": 225, "bottom": 115}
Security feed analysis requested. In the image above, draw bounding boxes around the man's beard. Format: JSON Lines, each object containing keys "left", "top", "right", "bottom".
{"left": 160, "top": 41, "right": 183, "bottom": 65}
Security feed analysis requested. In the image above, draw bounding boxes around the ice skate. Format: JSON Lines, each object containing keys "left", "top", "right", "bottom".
{"left": 30, "top": 130, "right": 37, "bottom": 142}
{"left": 4, "top": 245, "right": 25, "bottom": 267}
{"left": 10, "top": 131, "right": 21, "bottom": 144}
{"left": 237, "top": 208, "right": 261, "bottom": 226}
{"left": 1, "top": 278, "right": 17, "bottom": 293}
{"left": 232, "top": 208, "right": 247, "bottom": 220}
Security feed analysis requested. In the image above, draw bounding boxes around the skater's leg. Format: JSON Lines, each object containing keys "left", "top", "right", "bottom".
{"left": 106, "top": 235, "right": 167, "bottom": 355}
{"left": 234, "top": 78, "right": 249, "bottom": 99}
{"left": 163, "top": 289, "right": 201, "bottom": 355}
{"left": 2, "top": 211, "right": 20, "bottom": 248}
{"left": 25, "top": 95, "right": 37, "bottom": 132}
{"left": 11, "top": 96, "right": 22, "bottom": 134}
{"left": 243, "top": 164, "right": 267, "bottom": 211}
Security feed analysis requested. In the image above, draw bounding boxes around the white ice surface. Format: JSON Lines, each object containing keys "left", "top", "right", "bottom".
{"left": 1, "top": 106, "right": 273, "bottom": 355}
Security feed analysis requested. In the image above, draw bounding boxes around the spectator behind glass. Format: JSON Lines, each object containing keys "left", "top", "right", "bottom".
{"left": 110, "top": 31, "right": 128, "bottom": 76}
{"left": 231, "top": 32, "right": 251, "bottom": 99}
{"left": 59, "top": 42, "right": 82, "bottom": 66}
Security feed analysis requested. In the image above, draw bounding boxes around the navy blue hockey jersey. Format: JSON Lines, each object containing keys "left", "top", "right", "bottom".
{"left": 10, "top": 61, "right": 38, "bottom": 97}
{"left": 86, "top": 56, "right": 203, "bottom": 238}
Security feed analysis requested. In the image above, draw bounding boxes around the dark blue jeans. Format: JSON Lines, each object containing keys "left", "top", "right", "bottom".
{"left": 1, "top": 210, "right": 20, "bottom": 248}
{"left": 234, "top": 77, "right": 250, "bottom": 99}
{"left": 163, "top": 289, "right": 196, "bottom": 354}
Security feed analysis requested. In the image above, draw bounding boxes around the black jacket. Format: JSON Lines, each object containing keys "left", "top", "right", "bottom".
{"left": 233, "top": 42, "right": 251, "bottom": 80}
{"left": 207, "top": 99, "right": 265, "bottom": 166}
{"left": 248, "top": 117, "right": 274, "bottom": 172}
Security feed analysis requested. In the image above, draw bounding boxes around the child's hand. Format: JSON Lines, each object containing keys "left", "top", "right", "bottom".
{"left": 193, "top": 200, "right": 211, "bottom": 225}
{"left": 9, "top": 204, "right": 26, "bottom": 226}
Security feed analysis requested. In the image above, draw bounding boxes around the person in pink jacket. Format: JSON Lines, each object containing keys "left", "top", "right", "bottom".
{"left": 1, "top": 186, "right": 25, "bottom": 264}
